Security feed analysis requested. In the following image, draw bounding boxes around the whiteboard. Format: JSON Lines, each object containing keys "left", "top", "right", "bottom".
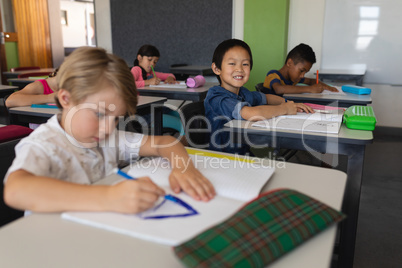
{"left": 321, "top": 0, "right": 402, "bottom": 85}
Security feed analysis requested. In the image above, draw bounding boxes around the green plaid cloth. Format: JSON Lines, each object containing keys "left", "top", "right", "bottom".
{"left": 174, "top": 189, "right": 345, "bottom": 268}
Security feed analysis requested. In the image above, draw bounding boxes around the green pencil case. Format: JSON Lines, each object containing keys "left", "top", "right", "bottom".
{"left": 343, "top": 105, "right": 376, "bottom": 131}
{"left": 174, "top": 189, "right": 345, "bottom": 268}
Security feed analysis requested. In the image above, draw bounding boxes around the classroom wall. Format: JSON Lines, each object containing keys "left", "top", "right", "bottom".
{"left": 243, "top": 0, "right": 289, "bottom": 90}
{"left": 60, "top": 1, "right": 91, "bottom": 47}
{"left": 288, "top": 0, "right": 402, "bottom": 128}
{"left": 94, "top": 0, "right": 401, "bottom": 128}
{"left": 109, "top": 0, "right": 232, "bottom": 73}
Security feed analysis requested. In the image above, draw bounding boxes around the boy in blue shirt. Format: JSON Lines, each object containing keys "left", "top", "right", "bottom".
{"left": 204, "top": 39, "right": 313, "bottom": 155}
{"left": 262, "top": 43, "right": 338, "bottom": 96}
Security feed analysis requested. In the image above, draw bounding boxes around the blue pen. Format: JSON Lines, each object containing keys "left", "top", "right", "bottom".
{"left": 113, "top": 168, "right": 198, "bottom": 218}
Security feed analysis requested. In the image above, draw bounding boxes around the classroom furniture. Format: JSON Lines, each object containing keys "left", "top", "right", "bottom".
{"left": 0, "top": 151, "right": 347, "bottom": 267}
{"left": 224, "top": 120, "right": 373, "bottom": 268}
{"left": 9, "top": 66, "right": 40, "bottom": 72}
{"left": 284, "top": 91, "right": 372, "bottom": 107}
{"left": 17, "top": 71, "right": 52, "bottom": 78}
{"left": 0, "top": 95, "right": 12, "bottom": 125}
{"left": 169, "top": 63, "right": 189, "bottom": 80}
{"left": 7, "top": 78, "right": 36, "bottom": 90}
{"left": 0, "top": 125, "right": 33, "bottom": 227}
{"left": 8, "top": 96, "right": 167, "bottom": 135}
{"left": 4, "top": 68, "right": 55, "bottom": 79}
{"left": 169, "top": 65, "right": 214, "bottom": 76}
{"left": 316, "top": 68, "right": 366, "bottom": 86}
{"left": 179, "top": 101, "right": 210, "bottom": 149}
{"left": 137, "top": 82, "right": 214, "bottom": 102}
{"left": 255, "top": 82, "right": 264, "bottom": 92}
{"left": 0, "top": 85, "right": 18, "bottom": 98}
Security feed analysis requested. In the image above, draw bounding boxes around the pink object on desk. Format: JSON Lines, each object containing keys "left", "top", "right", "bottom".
{"left": 186, "top": 75, "right": 205, "bottom": 88}
{"left": 304, "top": 103, "right": 345, "bottom": 111}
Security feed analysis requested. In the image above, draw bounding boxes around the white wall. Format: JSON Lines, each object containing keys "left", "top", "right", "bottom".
{"left": 288, "top": 0, "right": 402, "bottom": 128}
{"left": 60, "top": 0, "right": 92, "bottom": 47}
{"left": 48, "top": 0, "right": 64, "bottom": 68}
{"left": 94, "top": 0, "right": 112, "bottom": 52}
{"left": 288, "top": 0, "right": 326, "bottom": 78}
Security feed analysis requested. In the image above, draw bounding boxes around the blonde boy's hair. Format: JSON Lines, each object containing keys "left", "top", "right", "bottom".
{"left": 56, "top": 46, "right": 138, "bottom": 115}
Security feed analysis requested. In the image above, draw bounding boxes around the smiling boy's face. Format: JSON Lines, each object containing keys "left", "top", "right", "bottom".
{"left": 212, "top": 46, "right": 251, "bottom": 94}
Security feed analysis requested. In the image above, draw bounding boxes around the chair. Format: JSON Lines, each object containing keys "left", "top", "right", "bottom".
{"left": 17, "top": 71, "right": 52, "bottom": 78}
{"left": 10, "top": 66, "right": 40, "bottom": 72}
{"left": 179, "top": 101, "right": 210, "bottom": 149}
{"left": 170, "top": 63, "right": 189, "bottom": 80}
{"left": 0, "top": 95, "right": 11, "bottom": 125}
{"left": 0, "top": 125, "right": 33, "bottom": 227}
{"left": 255, "top": 82, "right": 264, "bottom": 92}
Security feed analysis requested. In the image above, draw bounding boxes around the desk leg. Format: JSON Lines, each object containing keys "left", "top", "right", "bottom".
{"left": 337, "top": 144, "right": 366, "bottom": 268}
{"left": 152, "top": 105, "right": 163, "bottom": 135}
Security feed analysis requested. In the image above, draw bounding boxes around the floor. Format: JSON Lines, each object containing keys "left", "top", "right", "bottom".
{"left": 286, "top": 127, "right": 402, "bottom": 268}
{"left": 353, "top": 127, "right": 402, "bottom": 268}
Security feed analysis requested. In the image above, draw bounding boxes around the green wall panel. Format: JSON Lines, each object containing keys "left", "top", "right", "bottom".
{"left": 244, "top": 0, "right": 289, "bottom": 90}
{"left": 5, "top": 42, "right": 19, "bottom": 71}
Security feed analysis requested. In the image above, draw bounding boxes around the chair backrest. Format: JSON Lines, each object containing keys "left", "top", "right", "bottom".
{"left": 255, "top": 83, "right": 264, "bottom": 92}
{"left": 0, "top": 96, "right": 11, "bottom": 125}
{"left": 179, "top": 101, "right": 210, "bottom": 149}
{"left": 10, "top": 66, "right": 40, "bottom": 72}
{"left": 17, "top": 71, "right": 52, "bottom": 78}
{"left": 0, "top": 126, "right": 33, "bottom": 227}
{"left": 170, "top": 63, "right": 189, "bottom": 80}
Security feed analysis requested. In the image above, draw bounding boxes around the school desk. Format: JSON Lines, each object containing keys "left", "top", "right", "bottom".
{"left": 169, "top": 65, "right": 213, "bottom": 76}
{"left": 8, "top": 96, "right": 167, "bottom": 135}
{"left": 0, "top": 151, "right": 346, "bottom": 268}
{"left": 283, "top": 92, "right": 372, "bottom": 107}
{"left": 7, "top": 78, "right": 36, "bottom": 90}
{"left": 224, "top": 120, "right": 373, "bottom": 268}
{"left": 3, "top": 68, "right": 55, "bottom": 79}
{"left": 0, "top": 85, "right": 18, "bottom": 98}
{"left": 316, "top": 68, "right": 366, "bottom": 86}
{"left": 137, "top": 82, "right": 214, "bottom": 102}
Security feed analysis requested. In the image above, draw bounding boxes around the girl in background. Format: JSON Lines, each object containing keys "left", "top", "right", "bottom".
{"left": 131, "top": 44, "right": 177, "bottom": 88}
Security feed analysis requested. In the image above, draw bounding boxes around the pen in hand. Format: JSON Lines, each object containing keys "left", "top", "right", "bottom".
{"left": 151, "top": 65, "right": 157, "bottom": 78}
{"left": 113, "top": 168, "right": 198, "bottom": 215}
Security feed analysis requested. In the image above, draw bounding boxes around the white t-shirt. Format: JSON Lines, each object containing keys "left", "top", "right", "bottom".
{"left": 4, "top": 115, "right": 144, "bottom": 184}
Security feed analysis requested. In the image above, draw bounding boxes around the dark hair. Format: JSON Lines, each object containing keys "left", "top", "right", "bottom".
{"left": 286, "top": 43, "right": 316, "bottom": 65}
{"left": 133, "top": 44, "right": 160, "bottom": 80}
{"left": 212, "top": 39, "right": 253, "bottom": 84}
{"left": 133, "top": 44, "right": 160, "bottom": 66}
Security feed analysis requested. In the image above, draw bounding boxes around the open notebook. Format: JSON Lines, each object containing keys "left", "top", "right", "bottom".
{"left": 148, "top": 81, "right": 187, "bottom": 88}
{"left": 62, "top": 152, "right": 274, "bottom": 246}
{"left": 320, "top": 86, "right": 347, "bottom": 95}
{"left": 252, "top": 109, "right": 344, "bottom": 134}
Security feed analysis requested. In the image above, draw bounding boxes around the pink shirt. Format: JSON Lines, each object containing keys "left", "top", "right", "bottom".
{"left": 38, "top": 79, "right": 54, "bottom": 95}
{"left": 130, "top": 66, "right": 176, "bottom": 88}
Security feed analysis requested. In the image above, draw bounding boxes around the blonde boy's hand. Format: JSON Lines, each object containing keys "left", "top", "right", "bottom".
{"left": 108, "top": 177, "right": 165, "bottom": 213}
{"left": 168, "top": 165, "right": 215, "bottom": 202}
{"left": 164, "top": 76, "right": 177, "bottom": 84}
